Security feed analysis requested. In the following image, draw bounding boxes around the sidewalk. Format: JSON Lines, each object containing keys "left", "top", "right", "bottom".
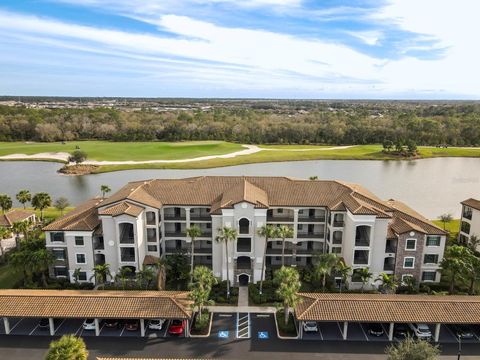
{"left": 207, "top": 305, "right": 277, "bottom": 313}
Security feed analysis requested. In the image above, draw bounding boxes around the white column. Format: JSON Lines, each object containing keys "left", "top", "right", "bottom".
{"left": 186, "top": 207, "right": 191, "bottom": 229}
{"left": 140, "top": 319, "right": 145, "bottom": 337}
{"left": 185, "top": 319, "right": 190, "bottom": 337}
{"left": 299, "top": 321, "right": 304, "bottom": 339}
{"left": 49, "top": 318, "right": 55, "bottom": 336}
{"left": 434, "top": 323, "right": 441, "bottom": 342}
{"left": 343, "top": 321, "right": 348, "bottom": 340}
{"left": 3, "top": 318, "right": 10, "bottom": 335}
{"left": 94, "top": 318, "right": 100, "bottom": 336}
{"left": 388, "top": 322, "right": 394, "bottom": 341}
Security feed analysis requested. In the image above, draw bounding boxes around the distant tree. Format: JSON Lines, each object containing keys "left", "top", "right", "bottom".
{"left": 164, "top": 251, "right": 190, "bottom": 290}
{"left": 309, "top": 176, "right": 318, "bottom": 180}
{"left": 438, "top": 213, "right": 453, "bottom": 230}
{"left": 68, "top": 150, "right": 87, "bottom": 164}
{"left": 32, "top": 192, "right": 52, "bottom": 221}
{"left": 16, "top": 190, "right": 31, "bottom": 209}
{"left": 100, "top": 184, "right": 111, "bottom": 198}
{"left": 136, "top": 266, "right": 156, "bottom": 289}
{"left": 467, "top": 234, "right": 480, "bottom": 252}
{"left": 54, "top": 197, "right": 70, "bottom": 216}
{"left": 31, "top": 248, "right": 55, "bottom": 287}
{"left": 0, "top": 194, "right": 12, "bottom": 214}
{"left": 45, "top": 334, "right": 88, "bottom": 360}
{"left": 406, "top": 140, "right": 417, "bottom": 155}
{"left": 382, "top": 139, "right": 394, "bottom": 152}
{"left": 466, "top": 254, "right": 480, "bottom": 295}
{"left": 11, "top": 221, "right": 28, "bottom": 248}
{"left": 395, "top": 140, "right": 404, "bottom": 153}
{"left": 335, "top": 258, "right": 351, "bottom": 293}
{"left": 72, "top": 268, "right": 82, "bottom": 285}
{"left": 274, "top": 266, "right": 302, "bottom": 326}
{"left": 386, "top": 336, "right": 440, "bottom": 360}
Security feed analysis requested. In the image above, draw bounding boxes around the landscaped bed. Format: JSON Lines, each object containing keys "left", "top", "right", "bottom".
{"left": 275, "top": 311, "right": 298, "bottom": 338}
{"left": 190, "top": 311, "right": 212, "bottom": 336}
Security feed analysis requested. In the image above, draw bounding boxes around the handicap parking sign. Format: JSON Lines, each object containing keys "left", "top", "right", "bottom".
{"left": 258, "top": 331, "right": 269, "bottom": 339}
{"left": 218, "top": 330, "right": 229, "bottom": 338}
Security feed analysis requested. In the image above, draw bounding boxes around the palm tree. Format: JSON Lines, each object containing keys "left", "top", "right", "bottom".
{"left": 186, "top": 225, "right": 203, "bottom": 283}
{"left": 189, "top": 265, "right": 218, "bottom": 318}
{"left": 335, "top": 258, "right": 351, "bottom": 293}
{"left": 313, "top": 253, "right": 338, "bottom": 292}
{"left": 45, "top": 334, "right": 88, "bottom": 360}
{"left": 358, "top": 267, "right": 373, "bottom": 293}
{"left": 257, "top": 224, "right": 277, "bottom": 294}
{"left": 100, "top": 184, "right": 111, "bottom": 198}
{"left": 153, "top": 257, "right": 168, "bottom": 290}
{"left": 90, "top": 263, "right": 112, "bottom": 287}
{"left": 16, "top": 190, "right": 31, "bottom": 209}
{"left": 440, "top": 245, "right": 472, "bottom": 294}
{"left": 115, "top": 266, "right": 133, "bottom": 289}
{"left": 72, "top": 268, "right": 82, "bottom": 285}
{"left": 32, "top": 192, "right": 52, "bottom": 221}
{"left": 375, "top": 272, "right": 399, "bottom": 294}
{"left": 0, "top": 194, "right": 12, "bottom": 214}
{"left": 11, "top": 221, "right": 28, "bottom": 248}
{"left": 31, "top": 248, "right": 55, "bottom": 287}
{"left": 215, "top": 226, "right": 238, "bottom": 298}
{"left": 136, "top": 266, "right": 156, "bottom": 289}
{"left": 274, "top": 266, "right": 302, "bottom": 326}
{"left": 438, "top": 213, "right": 453, "bottom": 230}
{"left": 276, "top": 225, "right": 294, "bottom": 266}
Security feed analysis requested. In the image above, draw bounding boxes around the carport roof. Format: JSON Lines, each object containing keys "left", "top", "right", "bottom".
{"left": 0, "top": 290, "right": 192, "bottom": 319}
{"left": 295, "top": 293, "right": 480, "bottom": 324}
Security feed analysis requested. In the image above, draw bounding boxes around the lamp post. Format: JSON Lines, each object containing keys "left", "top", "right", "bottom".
{"left": 457, "top": 334, "right": 462, "bottom": 360}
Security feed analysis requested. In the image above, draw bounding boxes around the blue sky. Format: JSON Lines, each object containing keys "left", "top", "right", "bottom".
{"left": 0, "top": 0, "right": 478, "bottom": 98}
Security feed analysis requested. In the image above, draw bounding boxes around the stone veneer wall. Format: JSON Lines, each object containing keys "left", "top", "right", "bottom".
{"left": 394, "top": 232, "right": 425, "bottom": 282}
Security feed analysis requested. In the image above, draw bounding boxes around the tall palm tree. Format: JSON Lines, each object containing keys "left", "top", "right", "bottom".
{"left": 274, "top": 266, "right": 302, "bottom": 326}
{"left": 16, "top": 190, "right": 31, "bottom": 209}
{"left": 115, "top": 266, "right": 133, "bottom": 289}
{"left": 0, "top": 194, "right": 12, "bottom": 214}
{"left": 335, "top": 258, "right": 351, "bottom": 293}
{"left": 276, "top": 225, "right": 294, "bottom": 266}
{"left": 100, "top": 185, "right": 111, "bottom": 198}
{"left": 257, "top": 224, "right": 277, "bottom": 294}
{"left": 186, "top": 225, "right": 203, "bottom": 283}
{"left": 313, "top": 253, "right": 338, "bottom": 292}
{"left": 375, "top": 272, "right": 399, "bottom": 294}
{"left": 358, "top": 267, "right": 373, "bottom": 293}
{"left": 31, "top": 192, "right": 52, "bottom": 221}
{"left": 90, "top": 263, "right": 112, "bottom": 287}
{"left": 189, "top": 265, "right": 218, "bottom": 317}
{"left": 215, "top": 226, "right": 238, "bottom": 298}
{"left": 45, "top": 334, "right": 88, "bottom": 360}
{"left": 31, "top": 248, "right": 55, "bottom": 287}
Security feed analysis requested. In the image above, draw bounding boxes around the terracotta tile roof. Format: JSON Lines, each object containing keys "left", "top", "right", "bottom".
{"left": 296, "top": 293, "right": 480, "bottom": 323}
{"left": 0, "top": 290, "right": 192, "bottom": 319}
{"left": 43, "top": 198, "right": 103, "bottom": 232}
{"left": 99, "top": 201, "right": 144, "bottom": 217}
{"left": 462, "top": 198, "right": 480, "bottom": 211}
{"left": 210, "top": 178, "right": 269, "bottom": 213}
{"left": 0, "top": 209, "right": 35, "bottom": 227}
{"left": 97, "top": 358, "right": 211, "bottom": 360}
{"left": 143, "top": 255, "right": 160, "bottom": 266}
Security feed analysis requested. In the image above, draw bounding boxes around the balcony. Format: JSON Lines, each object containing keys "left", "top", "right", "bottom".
{"left": 298, "top": 216, "right": 326, "bottom": 223}
{"left": 265, "top": 247, "right": 293, "bottom": 255}
{"left": 297, "top": 232, "right": 324, "bottom": 239}
{"left": 332, "top": 221, "right": 344, "bottom": 227}
{"left": 194, "top": 246, "right": 212, "bottom": 254}
{"left": 463, "top": 207, "right": 473, "bottom": 220}
{"left": 163, "top": 207, "right": 187, "bottom": 221}
{"left": 93, "top": 239, "right": 105, "bottom": 250}
{"left": 165, "top": 231, "right": 187, "bottom": 238}
{"left": 164, "top": 214, "right": 186, "bottom": 221}
{"left": 385, "top": 245, "right": 396, "bottom": 253}
{"left": 267, "top": 209, "right": 294, "bottom": 223}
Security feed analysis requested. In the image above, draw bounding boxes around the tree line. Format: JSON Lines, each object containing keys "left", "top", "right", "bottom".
{"left": 1, "top": 102, "right": 480, "bottom": 145}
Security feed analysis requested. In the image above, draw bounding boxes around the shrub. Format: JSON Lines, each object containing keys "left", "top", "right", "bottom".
{"left": 275, "top": 311, "right": 297, "bottom": 337}
{"left": 68, "top": 150, "right": 87, "bottom": 164}
{"left": 249, "top": 280, "right": 279, "bottom": 304}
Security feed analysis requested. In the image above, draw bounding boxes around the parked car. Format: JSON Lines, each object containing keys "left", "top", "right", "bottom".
{"left": 125, "top": 320, "right": 139, "bottom": 331}
{"left": 367, "top": 323, "right": 384, "bottom": 337}
{"left": 148, "top": 319, "right": 166, "bottom": 330}
{"left": 451, "top": 324, "right": 475, "bottom": 339}
{"left": 394, "top": 324, "right": 412, "bottom": 339}
{"left": 168, "top": 319, "right": 186, "bottom": 335}
{"left": 303, "top": 321, "right": 318, "bottom": 333}
{"left": 38, "top": 318, "right": 49, "bottom": 330}
{"left": 408, "top": 323, "right": 432, "bottom": 340}
{"left": 82, "top": 318, "right": 96, "bottom": 331}
{"left": 104, "top": 319, "right": 121, "bottom": 328}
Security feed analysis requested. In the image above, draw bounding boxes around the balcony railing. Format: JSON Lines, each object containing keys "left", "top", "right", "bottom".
{"left": 297, "top": 232, "right": 324, "bottom": 239}
{"left": 298, "top": 216, "right": 326, "bottom": 223}
{"left": 164, "top": 214, "right": 186, "bottom": 221}
{"left": 463, "top": 211, "right": 473, "bottom": 220}
{"left": 265, "top": 248, "right": 293, "bottom": 255}
{"left": 267, "top": 215, "right": 294, "bottom": 222}
{"left": 190, "top": 215, "right": 212, "bottom": 221}
{"left": 194, "top": 247, "right": 212, "bottom": 254}
{"left": 333, "top": 221, "right": 344, "bottom": 227}
{"left": 164, "top": 231, "right": 186, "bottom": 237}
{"left": 165, "top": 246, "right": 188, "bottom": 253}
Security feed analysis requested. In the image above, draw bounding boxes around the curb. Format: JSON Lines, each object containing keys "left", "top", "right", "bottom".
{"left": 274, "top": 311, "right": 299, "bottom": 340}
{"left": 189, "top": 312, "right": 213, "bottom": 338}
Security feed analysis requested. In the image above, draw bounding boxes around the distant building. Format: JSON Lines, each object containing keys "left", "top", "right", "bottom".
{"left": 43, "top": 176, "right": 447, "bottom": 289}
{"left": 459, "top": 198, "right": 480, "bottom": 247}
{"left": 0, "top": 209, "right": 36, "bottom": 234}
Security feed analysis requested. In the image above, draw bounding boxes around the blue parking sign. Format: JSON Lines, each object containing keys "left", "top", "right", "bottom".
{"left": 218, "top": 330, "right": 229, "bottom": 338}
{"left": 258, "top": 331, "right": 269, "bottom": 339}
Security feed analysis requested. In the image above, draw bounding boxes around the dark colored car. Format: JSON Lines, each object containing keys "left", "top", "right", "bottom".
{"left": 38, "top": 318, "right": 50, "bottom": 330}
{"left": 168, "top": 319, "right": 186, "bottom": 335}
{"left": 452, "top": 324, "right": 475, "bottom": 339}
{"left": 104, "top": 319, "right": 121, "bottom": 328}
{"left": 394, "top": 324, "right": 412, "bottom": 339}
{"left": 367, "top": 323, "right": 384, "bottom": 337}
{"left": 125, "top": 320, "right": 139, "bottom": 331}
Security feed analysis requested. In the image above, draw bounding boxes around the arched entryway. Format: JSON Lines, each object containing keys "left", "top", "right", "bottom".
{"left": 238, "top": 273, "right": 250, "bottom": 286}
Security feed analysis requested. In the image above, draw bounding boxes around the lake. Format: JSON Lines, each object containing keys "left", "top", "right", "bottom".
{"left": 1, "top": 158, "right": 479, "bottom": 218}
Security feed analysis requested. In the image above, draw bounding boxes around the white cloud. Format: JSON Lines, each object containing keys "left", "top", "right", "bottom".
{"left": 346, "top": 30, "right": 382, "bottom": 46}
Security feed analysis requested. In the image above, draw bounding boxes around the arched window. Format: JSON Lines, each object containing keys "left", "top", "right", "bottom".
{"left": 239, "top": 218, "right": 250, "bottom": 234}
{"left": 355, "top": 225, "right": 371, "bottom": 246}
{"left": 119, "top": 223, "right": 134, "bottom": 244}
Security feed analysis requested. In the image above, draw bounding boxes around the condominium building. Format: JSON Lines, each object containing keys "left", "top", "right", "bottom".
{"left": 459, "top": 198, "right": 480, "bottom": 247}
{"left": 43, "top": 176, "right": 447, "bottom": 289}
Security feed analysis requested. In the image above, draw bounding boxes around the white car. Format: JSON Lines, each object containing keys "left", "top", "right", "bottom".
{"left": 303, "top": 321, "right": 318, "bottom": 332}
{"left": 408, "top": 323, "right": 432, "bottom": 340}
{"left": 148, "top": 319, "right": 166, "bottom": 330}
{"left": 82, "top": 318, "right": 96, "bottom": 330}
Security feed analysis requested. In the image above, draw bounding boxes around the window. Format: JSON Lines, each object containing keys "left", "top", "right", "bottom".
{"left": 120, "top": 247, "right": 136, "bottom": 262}
{"left": 403, "top": 257, "right": 415, "bottom": 268}
{"left": 422, "top": 271, "right": 436, "bottom": 281}
{"left": 277, "top": 209, "right": 284, "bottom": 214}
{"left": 426, "top": 236, "right": 441, "bottom": 247}
{"left": 74, "top": 236, "right": 84, "bottom": 246}
{"left": 76, "top": 253, "right": 86, "bottom": 264}
{"left": 146, "top": 211, "right": 156, "bottom": 225}
{"left": 298, "top": 224, "right": 304, "bottom": 231}
{"left": 54, "top": 267, "right": 68, "bottom": 277}
{"left": 355, "top": 226, "right": 371, "bottom": 246}
{"left": 298, "top": 210, "right": 304, "bottom": 215}
{"left": 78, "top": 271, "right": 87, "bottom": 281}
{"left": 51, "top": 232, "right": 64, "bottom": 243}
{"left": 463, "top": 206, "right": 473, "bottom": 220}
{"left": 401, "top": 274, "right": 414, "bottom": 282}
{"left": 237, "top": 238, "right": 251, "bottom": 252}
{"left": 353, "top": 250, "right": 369, "bottom": 265}
{"left": 147, "top": 245, "right": 158, "bottom": 252}
{"left": 424, "top": 254, "right": 439, "bottom": 264}
{"left": 405, "top": 239, "right": 416, "bottom": 250}
{"left": 332, "top": 231, "right": 342, "bottom": 244}
{"left": 331, "top": 247, "right": 341, "bottom": 254}
{"left": 147, "top": 228, "right": 157, "bottom": 243}
{"left": 53, "top": 249, "right": 65, "bottom": 261}
{"left": 239, "top": 218, "right": 250, "bottom": 234}
{"left": 461, "top": 221, "right": 471, "bottom": 234}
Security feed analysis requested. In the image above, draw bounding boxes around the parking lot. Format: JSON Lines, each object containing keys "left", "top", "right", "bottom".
{"left": 0, "top": 317, "right": 186, "bottom": 338}
{"left": 209, "top": 312, "right": 276, "bottom": 341}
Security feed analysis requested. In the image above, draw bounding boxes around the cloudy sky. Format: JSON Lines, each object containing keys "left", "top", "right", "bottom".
{"left": 0, "top": 0, "right": 479, "bottom": 98}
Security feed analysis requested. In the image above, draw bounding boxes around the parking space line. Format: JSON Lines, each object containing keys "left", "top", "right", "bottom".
{"left": 318, "top": 323, "right": 324, "bottom": 340}
{"left": 381, "top": 323, "right": 390, "bottom": 339}
{"left": 74, "top": 321, "right": 84, "bottom": 336}
{"left": 119, "top": 324, "right": 126, "bottom": 337}
{"left": 163, "top": 320, "right": 171, "bottom": 338}
{"left": 54, "top": 319, "right": 67, "bottom": 334}
{"left": 444, "top": 325, "right": 460, "bottom": 343}
{"left": 29, "top": 324, "right": 39, "bottom": 336}
{"left": 359, "top": 323, "right": 369, "bottom": 341}
{"left": 336, "top": 322, "right": 343, "bottom": 338}
{"left": 10, "top": 318, "right": 23, "bottom": 332}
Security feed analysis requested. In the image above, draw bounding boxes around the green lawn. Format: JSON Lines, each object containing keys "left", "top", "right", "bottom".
{"left": 0, "top": 141, "right": 243, "bottom": 161}
{"left": 12, "top": 206, "right": 74, "bottom": 220}
{"left": 0, "top": 263, "right": 23, "bottom": 289}
{"left": 432, "top": 219, "right": 460, "bottom": 234}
